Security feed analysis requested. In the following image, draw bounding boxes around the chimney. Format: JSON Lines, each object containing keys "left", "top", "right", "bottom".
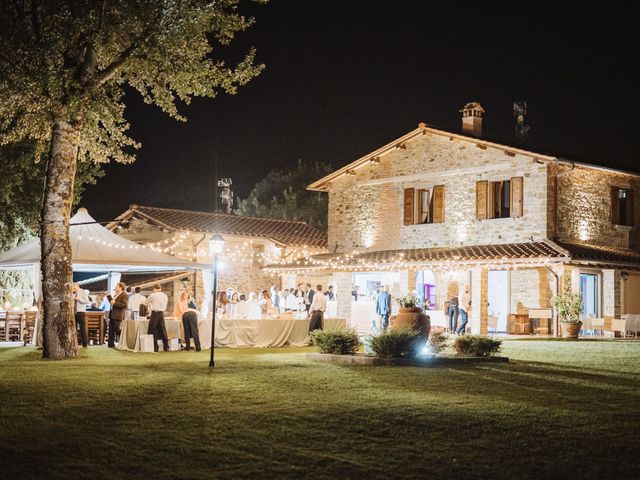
{"left": 460, "top": 102, "right": 485, "bottom": 137}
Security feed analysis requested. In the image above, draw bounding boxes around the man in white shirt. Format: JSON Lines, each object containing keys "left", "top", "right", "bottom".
{"left": 145, "top": 284, "right": 169, "bottom": 352}
{"left": 308, "top": 284, "right": 327, "bottom": 332}
{"left": 128, "top": 287, "right": 146, "bottom": 320}
{"left": 72, "top": 283, "right": 90, "bottom": 347}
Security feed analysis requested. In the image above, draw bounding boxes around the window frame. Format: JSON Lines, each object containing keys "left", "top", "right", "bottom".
{"left": 403, "top": 184, "right": 445, "bottom": 226}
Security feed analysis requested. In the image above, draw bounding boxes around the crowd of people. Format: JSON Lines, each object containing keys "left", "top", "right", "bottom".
{"left": 72, "top": 282, "right": 176, "bottom": 352}
{"left": 71, "top": 281, "right": 338, "bottom": 352}
{"left": 212, "top": 283, "right": 335, "bottom": 318}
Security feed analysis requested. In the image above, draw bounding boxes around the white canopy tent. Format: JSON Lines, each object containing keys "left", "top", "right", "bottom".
{"left": 0, "top": 208, "right": 209, "bottom": 271}
{"left": 0, "top": 208, "right": 211, "bottom": 344}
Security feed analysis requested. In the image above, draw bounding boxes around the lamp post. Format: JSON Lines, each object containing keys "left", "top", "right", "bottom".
{"left": 208, "top": 234, "right": 225, "bottom": 368}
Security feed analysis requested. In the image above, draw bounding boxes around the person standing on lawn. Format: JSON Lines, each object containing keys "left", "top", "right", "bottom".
{"left": 108, "top": 282, "right": 128, "bottom": 348}
{"left": 376, "top": 285, "right": 392, "bottom": 331}
{"left": 72, "top": 283, "right": 90, "bottom": 348}
{"left": 145, "top": 284, "right": 169, "bottom": 352}
{"left": 308, "top": 284, "right": 326, "bottom": 331}
{"left": 128, "top": 287, "right": 146, "bottom": 320}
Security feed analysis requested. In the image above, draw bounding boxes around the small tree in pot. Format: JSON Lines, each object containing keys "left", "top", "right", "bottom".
{"left": 552, "top": 289, "right": 583, "bottom": 338}
{"left": 391, "top": 294, "right": 430, "bottom": 340}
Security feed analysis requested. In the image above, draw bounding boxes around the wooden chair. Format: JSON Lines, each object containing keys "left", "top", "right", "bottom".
{"left": 22, "top": 311, "right": 37, "bottom": 345}
{"left": 507, "top": 313, "right": 530, "bottom": 334}
{"left": 0, "top": 311, "right": 7, "bottom": 341}
{"left": 84, "top": 312, "right": 106, "bottom": 345}
{"left": 6, "top": 313, "right": 23, "bottom": 342}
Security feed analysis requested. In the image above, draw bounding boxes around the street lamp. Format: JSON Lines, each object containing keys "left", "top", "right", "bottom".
{"left": 208, "top": 233, "right": 225, "bottom": 368}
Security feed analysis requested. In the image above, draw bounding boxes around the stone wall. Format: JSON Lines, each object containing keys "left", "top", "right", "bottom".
{"left": 328, "top": 131, "right": 549, "bottom": 252}
{"left": 554, "top": 165, "right": 640, "bottom": 248}
{"left": 510, "top": 268, "right": 553, "bottom": 312}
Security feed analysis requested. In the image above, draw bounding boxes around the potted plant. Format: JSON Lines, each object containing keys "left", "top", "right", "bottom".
{"left": 390, "top": 294, "right": 430, "bottom": 340}
{"left": 552, "top": 289, "right": 583, "bottom": 338}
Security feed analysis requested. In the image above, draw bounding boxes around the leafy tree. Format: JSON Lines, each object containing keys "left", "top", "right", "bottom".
{"left": 0, "top": 142, "right": 103, "bottom": 249}
{"left": 0, "top": 142, "right": 103, "bottom": 306}
{"left": 236, "top": 159, "right": 332, "bottom": 230}
{"left": 0, "top": 1, "right": 263, "bottom": 358}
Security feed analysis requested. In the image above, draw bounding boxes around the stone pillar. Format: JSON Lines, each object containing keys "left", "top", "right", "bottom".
{"left": 194, "top": 270, "right": 205, "bottom": 307}
{"left": 470, "top": 268, "right": 489, "bottom": 334}
{"left": 570, "top": 267, "right": 581, "bottom": 295}
{"left": 407, "top": 268, "right": 417, "bottom": 294}
{"left": 397, "top": 270, "right": 413, "bottom": 296}
{"left": 334, "top": 272, "right": 353, "bottom": 324}
{"left": 602, "top": 269, "right": 621, "bottom": 319}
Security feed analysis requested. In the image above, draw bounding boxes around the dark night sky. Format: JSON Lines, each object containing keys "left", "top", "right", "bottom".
{"left": 82, "top": 1, "right": 640, "bottom": 221}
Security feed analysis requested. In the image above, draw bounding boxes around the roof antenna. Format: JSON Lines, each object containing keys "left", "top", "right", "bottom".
{"left": 217, "top": 178, "right": 234, "bottom": 215}
{"left": 513, "top": 100, "right": 531, "bottom": 143}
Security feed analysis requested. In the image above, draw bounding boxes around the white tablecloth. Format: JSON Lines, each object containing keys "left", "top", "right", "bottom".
{"left": 118, "top": 318, "right": 182, "bottom": 352}
{"left": 118, "top": 316, "right": 346, "bottom": 350}
{"left": 199, "top": 317, "right": 346, "bottom": 349}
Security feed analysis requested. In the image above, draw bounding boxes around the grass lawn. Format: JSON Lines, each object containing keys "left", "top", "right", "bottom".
{"left": 1, "top": 340, "right": 639, "bottom": 479}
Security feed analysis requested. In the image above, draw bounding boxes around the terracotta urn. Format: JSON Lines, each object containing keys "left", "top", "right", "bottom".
{"left": 390, "top": 307, "right": 431, "bottom": 340}
{"left": 560, "top": 321, "right": 582, "bottom": 338}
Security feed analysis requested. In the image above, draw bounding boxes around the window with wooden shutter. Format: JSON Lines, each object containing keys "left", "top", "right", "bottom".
{"left": 510, "top": 177, "right": 524, "bottom": 217}
{"left": 432, "top": 185, "right": 445, "bottom": 223}
{"left": 403, "top": 188, "right": 415, "bottom": 225}
{"left": 612, "top": 187, "right": 634, "bottom": 226}
{"left": 476, "top": 181, "right": 488, "bottom": 220}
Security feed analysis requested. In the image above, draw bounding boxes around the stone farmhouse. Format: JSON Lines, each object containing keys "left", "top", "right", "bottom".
{"left": 106, "top": 205, "right": 328, "bottom": 307}
{"left": 265, "top": 103, "right": 640, "bottom": 335}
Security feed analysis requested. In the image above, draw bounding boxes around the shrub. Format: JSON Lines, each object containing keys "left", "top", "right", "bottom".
{"left": 427, "top": 331, "right": 449, "bottom": 354}
{"left": 310, "top": 327, "right": 360, "bottom": 355}
{"left": 453, "top": 335, "right": 502, "bottom": 357}
{"left": 369, "top": 328, "right": 423, "bottom": 359}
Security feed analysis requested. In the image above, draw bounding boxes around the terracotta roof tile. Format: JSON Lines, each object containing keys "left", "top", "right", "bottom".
{"left": 556, "top": 241, "right": 640, "bottom": 266}
{"left": 265, "top": 241, "right": 569, "bottom": 271}
{"left": 117, "top": 205, "right": 327, "bottom": 248}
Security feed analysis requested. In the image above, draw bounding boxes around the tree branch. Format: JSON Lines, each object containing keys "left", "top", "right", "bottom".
{"left": 90, "top": 27, "right": 159, "bottom": 90}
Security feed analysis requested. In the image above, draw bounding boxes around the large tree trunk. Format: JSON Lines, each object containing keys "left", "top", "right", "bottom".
{"left": 40, "top": 120, "right": 81, "bottom": 359}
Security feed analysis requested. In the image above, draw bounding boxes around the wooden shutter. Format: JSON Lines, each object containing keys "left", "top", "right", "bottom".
{"left": 432, "top": 185, "right": 445, "bottom": 223}
{"left": 403, "top": 188, "right": 415, "bottom": 225}
{"left": 510, "top": 177, "right": 524, "bottom": 218}
{"left": 476, "top": 181, "right": 488, "bottom": 220}
{"left": 626, "top": 189, "right": 634, "bottom": 226}
{"left": 611, "top": 187, "right": 620, "bottom": 225}
{"left": 487, "top": 182, "right": 496, "bottom": 219}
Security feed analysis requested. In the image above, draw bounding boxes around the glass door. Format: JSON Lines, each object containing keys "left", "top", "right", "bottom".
{"left": 580, "top": 273, "right": 599, "bottom": 318}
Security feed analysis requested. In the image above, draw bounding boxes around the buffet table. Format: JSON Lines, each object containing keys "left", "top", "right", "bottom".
{"left": 118, "top": 316, "right": 346, "bottom": 351}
